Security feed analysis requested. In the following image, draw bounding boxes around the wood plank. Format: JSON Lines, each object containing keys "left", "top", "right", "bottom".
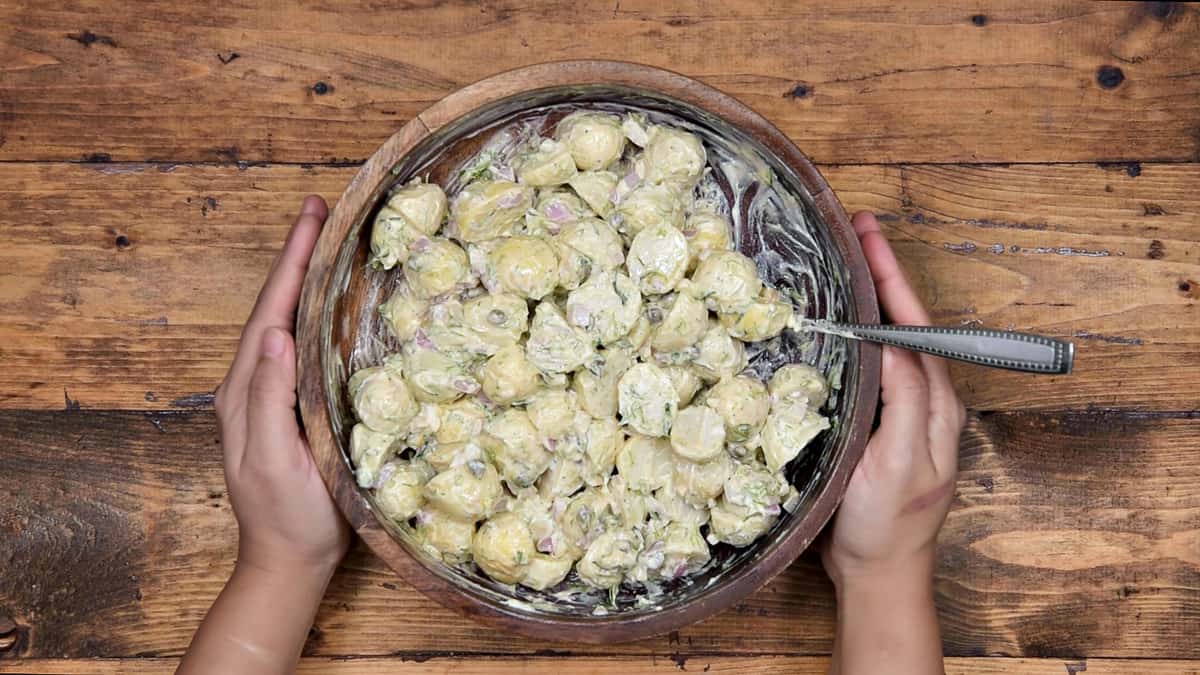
{"left": 1, "top": 656, "right": 1198, "bottom": 675}
{"left": 1, "top": 162, "right": 1196, "bottom": 412}
{"left": 0, "top": 410, "right": 1195, "bottom": 659}
{"left": 1, "top": 1, "right": 1198, "bottom": 164}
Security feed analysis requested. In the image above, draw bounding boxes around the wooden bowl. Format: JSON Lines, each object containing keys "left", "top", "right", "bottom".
{"left": 296, "top": 60, "right": 881, "bottom": 643}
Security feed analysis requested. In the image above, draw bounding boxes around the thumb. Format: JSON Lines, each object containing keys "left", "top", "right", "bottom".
{"left": 244, "top": 327, "right": 302, "bottom": 469}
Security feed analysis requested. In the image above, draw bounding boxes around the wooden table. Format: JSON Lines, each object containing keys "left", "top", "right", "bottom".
{"left": 1, "top": 1, "right": 1197, "bottom": 673}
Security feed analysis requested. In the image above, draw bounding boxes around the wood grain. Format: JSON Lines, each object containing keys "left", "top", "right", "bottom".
{"left": 1, "top": 1, "right": 1198, "bottom": 164}
{"left": 1, "top": 657, "right": 1197, "bottom": 674}
{"left": 1, "top": 162, "right": 1196, "bottom": 412}
{"left": 1, "top": 410, "right": 1194, "bottom": 659}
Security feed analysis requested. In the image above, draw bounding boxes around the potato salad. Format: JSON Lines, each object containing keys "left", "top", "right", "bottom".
{"left": 348, "top": 110, "right": 831, "bottom": 594}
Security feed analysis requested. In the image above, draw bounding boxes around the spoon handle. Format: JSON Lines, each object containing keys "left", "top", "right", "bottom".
{"left": 828, "top": 322, "right": 1074, "bottom": 375}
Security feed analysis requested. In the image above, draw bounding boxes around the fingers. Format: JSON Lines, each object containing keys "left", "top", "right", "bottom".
{"left": 225, "top": 196, "right": 328, "bottom": 400}
{"left": 243, "top": 327, "right": 303, "bottom": 471}
{"left": 253, "top": 195, "right": 328, "bottom": 330}
{"left": 855, "top": 211, "right": 961, "bottom": 474}
{"left": 872, "top": 346, "right": 930, "bottom": 461}
{"left": 852, "top": 211, "right": 930, "bottom": 326}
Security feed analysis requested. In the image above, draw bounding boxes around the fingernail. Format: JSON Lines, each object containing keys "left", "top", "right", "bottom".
{"left": 300, "top": 196, "right": 323, "bottom": 216}
{"left": 262, "top": 328, "right": 286, "bottom": 357}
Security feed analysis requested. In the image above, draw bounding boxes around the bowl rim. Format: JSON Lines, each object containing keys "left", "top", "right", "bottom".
{"left": 296, "top": 59, "right": 881, "bottom": 643}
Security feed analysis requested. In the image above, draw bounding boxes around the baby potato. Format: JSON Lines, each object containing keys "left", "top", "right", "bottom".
{"left": 642, "top": 125, "right": 706, "bottom": 188}
{"left": 473, "top": 512, "right": 536, "bottom": 585}
{"left": 671, "top": 451, "right": 732, "bottom": 504}
{"left": 616, "top": 184, "right": 684, "bottom": 239}
{"left": 388, "top": 179, "right": 448, "bottom": 235}
{"left": 704, "top": 376, "right": 770, "bottom": 443}
{"left": 450, "top": 180, "right": 534, "bottom": 242}
{"left": 379, "top": 283, "right": 427, "bottom": 343}
{"left": 669, "top": 405, "right": 727, "bottom": 463}
{"left": 435, "top": 398, "right": 488, "bottom": 445}
{"left": 661, "top": 365, "right": 703, "bottom": 407}
{"left": 760, "top": 403, "right": 830, "bottom": 472}
{"left": 555, "top": 217, "right": 625, "bottom": 290}
{"left": 480, "top": 408, "right": 552, "bottom": 489}
{"left": 567, "top": 170, "right": 620, "bottom": 217}
{"left": 537, "top": 451, "right": 586, "bottom": 502}
{"left": 348, "top": 362, "right": 418, "bottom": 435}
{"left": 525, "top": 388, "right": 579, "bottom": 441}
{"left": 521, "top": 553, "right": 574, "bottom": 590}
{"left": 403, "top": 237, "right": 471, "bottom": 299}
{"left": 577, "top": 529, "right": 641, "bottom": 589}
{"left": 461, "top": 292, "right": 528, "bottom": 355}
{"left": 649, "top": 287, "right": 708, "bottom": 353}
{"left": 660, "top": 522, "right": 711, "bottom": 579}
{"left": 416, "top": 507, "right": 477, "bottom": 564}
{"left": 484, "top": 236, "right": 559, "bottom": 300}
{"left": 401, "top": 340, "right": 478, "bottom": 403}
{"left": 617, "top": 362, "right": 678, "bottom": 437}
{"left": 349, "top": 423, "right": 402, "bottom": 488}
{"left": 723, "top": 459, "right": 790, "bottom": 512}
{"left": 615, "top": 434, "right": 674, "bottom": 493}
{"left": 581, "top": 416, "right": 624, "bottom": 486}
{"left": 566, "top": 270, "right": 642, "bottom": 345}
{"left": 627, "top": 223, "right": 689, "bottom": 295}
{"left": 691, "top": 250, "right": 762, "bottom": 314}
{"left": 556, "top": 111, "right": 626, "bottom": 171}
{"left": 768, "top": 363, "right": 830, "bottom": 411}
{"left": 422, "top": 460, "right": 504, "bottom": 521}
{"left": 525, "top": 301, "right": 597, "bottom": 375}
{"left": 523, "top": 189, "right": 591, "bottom": 236}
{"left": 691, "top": 320, "right": 748, "bottom": 383}
{"left": 572, "top": 346, "right": 635, "bottom": 419}
{"left": 707, "top": 498, "right": 776, "bottom": 548}
{"left": 479, "top": 344, "right": 541, "bottom": 405}
{"left": 720, "top": 288, "right": 792, "bottom": 342}
{"left": 375, "top": 459, "right": 436, "bottom": 523}
{"left": 516, "top": 138, "right": 578, "bottom": 187}
{"left": 683, "top": 209, "right": 732, "bottom": 270}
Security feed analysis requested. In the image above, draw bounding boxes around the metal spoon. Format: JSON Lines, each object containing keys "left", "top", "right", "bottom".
{"left": 797, "top": 319, "right": 1074, "bottom": 375}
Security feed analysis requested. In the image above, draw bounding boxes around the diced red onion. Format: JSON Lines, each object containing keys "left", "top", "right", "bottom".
{"left": 496, "top": 189, "right": 523, "bottom": 209}
{"left": 492, "top": 164, "right": 515, "bottom": 182}
{"left": 764, "top": 503, "right": 782, "bottom": 517}
{"left": 411, "top": 237, "right": 431, "bottom": 253}
{"left": 373, "top": 462, "right": 397, "bottom": 489}
{"left": 536, "top": 536, "right": 556, "bottom": 554}
{"left": 544, "top": 201, "right": 572, "bottom": 224}
{"left": 672, "top": 562, "right": 688, "bottom": 579}
{"left": 453, "top": 378, "right": 480, "bottom": 394}
{"left": 414, "top": 510, "right": 432, "bottom": 526}
{"left": 623, "top": 170, "right": 639, "bottom": 188}
{"left": 543, "top": 437, "right": 559, "bottom": 452}
{"left": 413, "top": 329, "right": 434, "bottom": 350}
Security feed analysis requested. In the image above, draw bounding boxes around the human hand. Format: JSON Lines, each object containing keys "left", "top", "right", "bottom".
{"left": 214, "top": 195, "right": 351, "bottom": 579}
{"left": 822, "top": 211, "right": 967, "bottom": 589}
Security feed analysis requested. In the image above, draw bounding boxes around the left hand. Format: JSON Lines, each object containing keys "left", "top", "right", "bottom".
{"left": 214, "top": 195, "right": 351, "bottom": 578}
{"left": 822, "top": 211, "right": 967, "bottom": 588}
